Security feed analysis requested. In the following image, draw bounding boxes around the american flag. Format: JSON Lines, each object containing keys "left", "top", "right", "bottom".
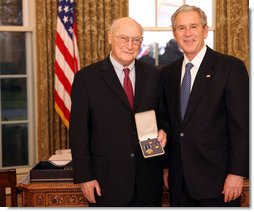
{"left": 54, "top": 0, "right": 80, "bottom": 128}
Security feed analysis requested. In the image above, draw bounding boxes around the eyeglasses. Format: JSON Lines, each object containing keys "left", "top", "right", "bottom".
{"left": 111, "top": 31, "right": 143, "bottom": 46}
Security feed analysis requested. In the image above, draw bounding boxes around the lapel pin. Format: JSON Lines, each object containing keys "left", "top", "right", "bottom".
{"left": 206, "top": 75, "right": 211, "bottom": 78}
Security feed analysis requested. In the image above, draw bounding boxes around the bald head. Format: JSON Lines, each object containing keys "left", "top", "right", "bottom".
{"left": 110, "top": 17, "right": 143, "bottom": 36}
{"left": 108, "top": 17, "right": 143, "bottom": 67}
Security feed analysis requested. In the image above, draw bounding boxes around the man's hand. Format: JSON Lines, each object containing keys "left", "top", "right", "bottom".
{"left": 222, "top": 174, "right": 244, "bottom": 202}
{"left": 80, "top": 180, "right": 101, "bottom": 203}
{"left": 158, "top": 129, "right": 167, "bottom": 148}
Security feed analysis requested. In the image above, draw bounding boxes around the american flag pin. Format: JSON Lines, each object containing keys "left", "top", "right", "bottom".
{"left": 206, "top": 75, "right": 211, "bottom": 78}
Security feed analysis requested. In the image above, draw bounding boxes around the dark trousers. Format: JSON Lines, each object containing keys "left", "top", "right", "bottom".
{"left": 89, "top": 184, "right": 162, "bottom": 207}
{"left": 170, "top": 180, "right": 241, "bottom": 207}
{"left": 127, "top": 187, "right": 162, "bottom": 207}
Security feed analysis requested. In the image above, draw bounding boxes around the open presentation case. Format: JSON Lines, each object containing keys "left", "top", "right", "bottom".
{"left": 135, "top": 110, "right": 165, "bottom": 158}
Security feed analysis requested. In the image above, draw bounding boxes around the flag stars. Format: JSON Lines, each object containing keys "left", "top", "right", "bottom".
{"left": 64, "top": 5, "right": 69, "bottom": 13}
{"left": 58, "top": 6, "right": 62, "bottom": 13}
{"left": 69, "top": 17, "right": 73, "bottom": 24}
{"left": 58, "top": 0, "right": 76, "bottom": 37}
{"left": 63, "top": 16, "right": 68, "bottom": 23}
{"left": 68, "top": 27, "right": 73, "bottom": 34}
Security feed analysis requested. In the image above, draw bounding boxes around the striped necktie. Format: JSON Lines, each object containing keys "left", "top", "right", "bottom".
{"left": 180, "top": 62, "right": 193, "bottom": 120}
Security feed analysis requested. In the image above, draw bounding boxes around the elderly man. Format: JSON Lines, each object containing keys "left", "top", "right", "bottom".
{"left": 69, "top": 17, "right": 167, "bottom": 207}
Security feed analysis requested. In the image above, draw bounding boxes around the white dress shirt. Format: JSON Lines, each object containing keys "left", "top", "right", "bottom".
{"left": 181, "top": 45, "right": 207, "bottom": 90}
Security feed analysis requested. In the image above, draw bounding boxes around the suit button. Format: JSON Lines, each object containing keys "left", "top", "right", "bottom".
{"left": 130, "top": 153, "right": 135, "bottom": 158}
{"left": 180, "top": 132, "right": 184, "bottom": 137}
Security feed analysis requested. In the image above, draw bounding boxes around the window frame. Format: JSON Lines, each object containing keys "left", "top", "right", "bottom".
{"left": 0, "top": 0, "right": 36, "bottom": 169}
{"left": 128, "top": 0, "right": 216, "bottom": 65}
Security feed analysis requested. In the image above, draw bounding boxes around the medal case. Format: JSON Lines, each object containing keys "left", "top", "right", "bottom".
{"left": 135, "top": 110, "right": 165, "bottom": 158}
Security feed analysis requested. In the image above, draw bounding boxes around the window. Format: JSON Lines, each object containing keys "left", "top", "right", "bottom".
{"left": 0, "top": 0, "right": 35, "bottom": 168}
{"left": 129, "top": 0, "right": 215, "bottom": 66}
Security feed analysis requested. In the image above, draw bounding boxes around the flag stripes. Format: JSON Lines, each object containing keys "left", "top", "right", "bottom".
{"left": 54, "top": 0, "right": 80, "bottom": 128}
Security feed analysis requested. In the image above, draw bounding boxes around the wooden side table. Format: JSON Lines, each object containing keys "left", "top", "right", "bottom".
{"left": 241, "top": 179, "right": 250, "bottom": 207}
{"left": 17, "top": 175, "right": 88, "bottom": 207}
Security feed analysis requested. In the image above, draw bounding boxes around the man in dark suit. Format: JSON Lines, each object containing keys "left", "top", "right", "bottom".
{"left": 160, "top": 5, "right": 249, "bottom": 207}
{"left": 69, "top": 17, "right": 167, "bottom": 207}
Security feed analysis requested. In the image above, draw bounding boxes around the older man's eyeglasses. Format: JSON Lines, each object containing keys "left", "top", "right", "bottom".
{"left": 111, "top": 32, "right": 143, "bottom": 46}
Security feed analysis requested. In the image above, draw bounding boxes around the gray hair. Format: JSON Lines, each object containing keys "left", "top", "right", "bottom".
{"left": 171, "top": 5, "right": 207, "bottom": 31}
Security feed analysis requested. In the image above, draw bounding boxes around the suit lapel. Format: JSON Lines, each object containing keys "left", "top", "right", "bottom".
{"left": 171, "top": 61, "right": 183, "bottom": 125}
{"left": 100, "top": 58, "right": 131, "bottom": 109}
{"left": 133, "top": 60, "right": 147, "bottom": 111}
{"left": 182, "top": 47, "right": 216, "bottom": 126}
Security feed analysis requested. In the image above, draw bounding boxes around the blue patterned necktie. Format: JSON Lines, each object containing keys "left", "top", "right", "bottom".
{"left": 180, "top": 62, "right": 193, "bottom": 120}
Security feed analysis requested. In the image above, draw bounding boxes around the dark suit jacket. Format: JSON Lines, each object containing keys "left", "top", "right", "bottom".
{"left": 160, "top": 46, "right": 249, "bottom": 200}
{"left": 69, "top": 57, "right": 163, "bottom": 206}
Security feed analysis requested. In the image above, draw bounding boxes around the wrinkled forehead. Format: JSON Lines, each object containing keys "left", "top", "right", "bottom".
{"left": 114, "top": 20, "right": 142, "bottom": 37}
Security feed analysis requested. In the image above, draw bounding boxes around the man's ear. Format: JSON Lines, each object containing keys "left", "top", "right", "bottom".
{"left": 203, "top": 25, "right": 209, "bottom": 39}
{"left": 108, "top": 31, "right": 113, "bottom": 45}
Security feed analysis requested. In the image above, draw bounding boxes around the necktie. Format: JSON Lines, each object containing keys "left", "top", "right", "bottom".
{"left": 123, "top": 68, "right": 134, "bottom": 109}
{"left": 180, "top": 62, "right": 193, "bottom": 120}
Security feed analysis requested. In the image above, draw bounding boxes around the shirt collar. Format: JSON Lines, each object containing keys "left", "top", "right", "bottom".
{"left": 110, "top": 52, "right": 135, "bottom": 72}
{"left": 183, "top": 45, "right": 207, "bottom": 69}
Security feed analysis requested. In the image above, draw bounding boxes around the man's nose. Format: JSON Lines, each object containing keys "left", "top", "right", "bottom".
{"left": 184, "top": 28, "right": 192, "bottom": 36}
{"left": 127, "top": 39, "right": 134, "bottom": 48}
